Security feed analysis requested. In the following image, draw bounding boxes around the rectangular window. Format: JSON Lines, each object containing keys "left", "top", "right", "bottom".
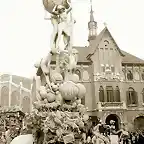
{"left": 106, "top": 86, "right": 114, "bottom": 102}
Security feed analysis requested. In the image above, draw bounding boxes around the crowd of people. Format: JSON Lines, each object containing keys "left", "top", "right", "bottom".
{"left": 85, "top": 117, "right": 144, "bottom": 144}
{"left": 120, "top": 131, "right": 144, "bottom": 144}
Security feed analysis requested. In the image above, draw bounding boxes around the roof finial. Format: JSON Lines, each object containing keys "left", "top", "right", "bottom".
{"left": 90, "top": 0, "right": 93, "bottom": 13}
{"left": 90, "top": 0, "right": 94, "bottom": 21}
{"left": 103, "top": 22, "right": 107, "bottom": 27}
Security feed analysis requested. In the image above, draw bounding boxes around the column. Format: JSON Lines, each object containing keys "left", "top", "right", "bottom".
{"left": 19, "top": 82, "right": 22, "bottom": 108}
{"left": 30, "top": 84, "right": 33, "bottom": 112}
{"left": 9, "top": 75, "right": 12, "bottom": 107}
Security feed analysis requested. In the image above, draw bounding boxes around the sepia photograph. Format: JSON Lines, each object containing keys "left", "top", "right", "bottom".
{"left": 0, "top": 0, "right": 144, "bottom": 143}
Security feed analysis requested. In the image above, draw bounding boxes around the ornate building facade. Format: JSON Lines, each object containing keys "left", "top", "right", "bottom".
{"left": 71, "top": 8, "right": 144, "bottom": 131}
{"left": 0, "top": 74, "right": 32, "bottom": 113}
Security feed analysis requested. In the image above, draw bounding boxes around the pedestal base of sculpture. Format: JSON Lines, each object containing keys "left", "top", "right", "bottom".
{"left": 110, "top": 135, "right": 119, "bottom": 144}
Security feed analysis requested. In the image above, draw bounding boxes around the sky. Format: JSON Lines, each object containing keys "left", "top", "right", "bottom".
{"left": 0, "top": 0, "right": 144, "bottom": 78}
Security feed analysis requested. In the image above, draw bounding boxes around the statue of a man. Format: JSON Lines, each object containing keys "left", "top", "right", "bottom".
{"left": 54, "top": 1, "right": 73, "bottom": 54}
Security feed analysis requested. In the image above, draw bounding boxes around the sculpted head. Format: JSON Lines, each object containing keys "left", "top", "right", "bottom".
{"left": 72, "top": 49, "right": 78, "bottom": 55}
{"left": 56, "top": 5, "right": 66, "bottom": 13}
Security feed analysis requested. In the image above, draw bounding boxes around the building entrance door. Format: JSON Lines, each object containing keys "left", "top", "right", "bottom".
{"left": 105, "top": 114, "right": 120, "bottom": 131}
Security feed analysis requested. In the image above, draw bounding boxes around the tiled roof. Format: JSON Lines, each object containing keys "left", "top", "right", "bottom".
{"left": 121, "top": 50, "right": 144, "bottom": 64}
{"left": 75, "top": 47, "right": 144, "bottom": 65}
{"left": 50, "top": 46, "right": 91, "bottom": 64}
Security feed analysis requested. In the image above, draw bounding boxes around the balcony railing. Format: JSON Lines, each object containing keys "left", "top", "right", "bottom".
{"left": 101, "top": 102, "right": 123, "bottom": 107}
{"left": 97, "top": 102, "right": 126, "bottom": 110}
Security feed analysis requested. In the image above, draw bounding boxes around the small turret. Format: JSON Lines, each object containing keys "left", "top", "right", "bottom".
{"left": 88, "top": 0, "right": 97, "bottom": 41}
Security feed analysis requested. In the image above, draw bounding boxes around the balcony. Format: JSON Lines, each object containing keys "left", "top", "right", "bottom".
{"left": 97, "top": 102, "right": 126, "bottom": 110}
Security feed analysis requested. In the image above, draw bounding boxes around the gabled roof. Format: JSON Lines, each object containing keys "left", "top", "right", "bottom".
{"left": 87, "top": 26, "right": 124, "bottom": 58}
{"left": 75, "top": 27, "right": 144, "bottom": 65}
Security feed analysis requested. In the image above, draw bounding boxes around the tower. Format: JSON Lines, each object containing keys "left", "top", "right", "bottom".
{"left": 88, "top": 0, "right": 97, "bottom": 41}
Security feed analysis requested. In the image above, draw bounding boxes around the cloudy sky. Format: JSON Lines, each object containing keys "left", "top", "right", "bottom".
{"left": 0, "top": 0, "right": 144, "bottom": 78}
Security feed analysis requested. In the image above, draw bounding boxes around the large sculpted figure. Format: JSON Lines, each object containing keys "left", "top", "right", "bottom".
{"left": 10, "top": 0, "right": 88, "bottom": 144}
{"left": 55, "top": 3, "right": 72, "bottom": 53}
{"left": 43, "top": 0, "right": 73, "bottom": 54}
{"left": 92, "top": 121, "right": 110, "bottom": 144}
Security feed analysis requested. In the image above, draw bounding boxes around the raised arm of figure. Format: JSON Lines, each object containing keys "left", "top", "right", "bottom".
{"left": 65, "top": 0, "right": 72, "bottom": 14}
{"left": 66, "top": 7, "right": 72, "bottom": 14}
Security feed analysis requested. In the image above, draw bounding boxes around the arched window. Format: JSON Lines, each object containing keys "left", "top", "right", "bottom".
{"left": 11, "top": 91, "right": 20, "bottom": 106}
{"left": 111, "top": 65, "right": 115, "bottom": 73}
{"left": 126, "top": 87, "right": 137, "bottom": 105}
{"left": 22, "top": 96, "right": 30, "bottom": 113}
{"left": 82, "top": 70, "right": 89, "bottom": 81}
{"left": 134, "top": 116, "right": 144, "bottom": 131}
{"left": 115, "top": 86, "right": 120, "bottom": 102}
{"left": 75, "top": 69, "right": 81, "bottom": 80}
{"left": 1, "top": 86, "right": 9, "bottom": 106}
{"left": 141, "top": 71, "right": 144, "bottom": 80}
{"left": 127, "top": 70, "right": 133, "bottom": 80}
{"left": 104, "top": 40, "right": 109, "bottom": 47}
{"left": 134, "top": 70, "right": 140, "bottom": 80}
{"left": 106, "top": 86, "right": 114, "bottom": 102}
{"left": 99, "top": 86, "right": 104, "bottom": 102}
{"left": 142, "top": 89, "right": 144, "bottom": 103}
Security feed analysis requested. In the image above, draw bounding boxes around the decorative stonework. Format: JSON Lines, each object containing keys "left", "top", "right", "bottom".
{"left": 102, "top": 111, "right": 124, "bottom": 124}
{"left": 94, "top": 72, "right": 123, "bottom": 81}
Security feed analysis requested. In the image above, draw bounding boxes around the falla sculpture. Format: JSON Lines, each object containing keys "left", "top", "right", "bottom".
{"left": 10, "top": 0, "right": 88, "bottom": 143}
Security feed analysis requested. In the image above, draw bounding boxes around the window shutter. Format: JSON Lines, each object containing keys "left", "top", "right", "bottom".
{"left": 126, "top": 91, "right": 130, "bottom": 105}
{"left": 99, "top": 91, "right": 104, "bottom": 102}
{"left": 134, "top": 91, "right": 138, "bottom": 105}
{"left": 116, "top": 90, "right": 120, "bottom": 102}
